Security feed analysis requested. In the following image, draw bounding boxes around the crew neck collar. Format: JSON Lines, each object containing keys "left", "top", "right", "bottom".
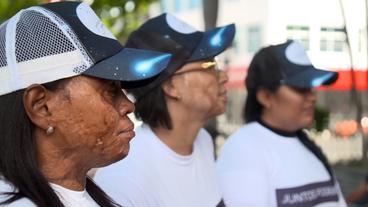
{"left": 257, "top": 118, "right": 298, "bottom": 138}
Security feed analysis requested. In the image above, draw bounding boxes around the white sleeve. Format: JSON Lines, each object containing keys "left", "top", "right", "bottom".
{"left": 216, "top": 135, "right": 271, "bottom": 207}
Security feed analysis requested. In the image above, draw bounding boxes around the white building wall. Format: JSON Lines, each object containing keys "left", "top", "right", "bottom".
{"left": 157, "top": 0, "right": 367, "bottom": 71}
{"left": 266, "top": 0, "right": 366, "bottom": 70}
{"left": 157, "top": 0, "right": 204, "bottom": 29}
{"left": 218, "top": 0, "right": 268, "bottom": 66}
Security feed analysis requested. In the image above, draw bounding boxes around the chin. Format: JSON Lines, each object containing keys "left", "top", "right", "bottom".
{"left": 208, "top": 109, "right": 225, "bottom": 119}
{"left": 217, "top": 109, "right": 226, "bottom": 116}
{"left": 112, "top": 154, "right": 128, "bottom": 164}
{"left": 114, "top": 148, "right": 130, "bottom": 162}
{"left": 216, "top": 104, "right": 226, "bottom": 113}
{"left": 301, "top": 118, "right": 314, "bottom": 128}
{"left": 99, "top": 155, "right": 128, "bottom": 167}
{"left": 98, "top": 149, "right": 130, "bottom": 167}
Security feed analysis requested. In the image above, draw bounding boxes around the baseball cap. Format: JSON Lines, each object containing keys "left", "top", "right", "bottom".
{"left": 246, "top": 41, "right": 338, "bottom": 91}
{"left": 125, "top": 13, "right": 235, "bottom": 99}
{"left": 0, "top": 1, "right": 171, "bottom": 96}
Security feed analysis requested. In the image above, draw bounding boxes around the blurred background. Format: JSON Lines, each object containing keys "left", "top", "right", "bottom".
{"left": 2, "top": 0, "right": 367, "bottom": 204}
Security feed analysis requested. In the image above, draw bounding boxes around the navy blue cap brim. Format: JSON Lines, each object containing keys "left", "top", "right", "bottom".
{"left": 283, "top": 67, "right": 338, "bottom": 88}
{"left": 187, "top": 24, "right": 235, "bottom": 62}
{"left": 82, "top": 48, "right": 171, "bottom": 87}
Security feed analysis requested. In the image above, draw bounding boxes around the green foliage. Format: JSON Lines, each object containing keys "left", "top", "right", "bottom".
{"left": 90, "top": 0, "right": 157, "bottom": 42}
{"left": 0, "top": 0, "right": 42, "bottom": 23}
{"left": 0, "top": 0, "right": 158, "bottom": 42}
{"left": 313, "top": 105, "right": 330, "bottom": 132}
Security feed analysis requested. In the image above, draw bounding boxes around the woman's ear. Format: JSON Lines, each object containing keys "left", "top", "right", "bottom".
{"left": 256, "top": 88, "right": 272, "bottom": 109}
{"left": 161, "top": 78, "right": 181, "bottom": 100}
{"left": 23, "top": 84, "right": 52, "bottom": 130}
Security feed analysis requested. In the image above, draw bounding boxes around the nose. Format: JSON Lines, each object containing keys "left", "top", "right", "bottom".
{"left": 218, "top": 70, "right": 229, "bottom": 84}
{"left": 118, "top": 96, "right": 135, "bottom": 117}
{"left": 305, "top": 90, "right": 316, "bottom": 102}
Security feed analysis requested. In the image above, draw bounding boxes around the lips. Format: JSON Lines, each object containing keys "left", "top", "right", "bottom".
{"left": 218, "top": 89, "right": 227, "bottom": 101}
{"left": 303, "top": 107, "right": 315, "bottom": 115}
{"left": 115, "top": 121, "right": 135, "bottom": 140}
{"left": 118, "top": 130, "right": 135, "bottom": 140}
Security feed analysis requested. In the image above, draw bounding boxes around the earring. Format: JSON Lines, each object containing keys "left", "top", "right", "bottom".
{"left": 46, "top": 126, "right": 54, "bottom": 135}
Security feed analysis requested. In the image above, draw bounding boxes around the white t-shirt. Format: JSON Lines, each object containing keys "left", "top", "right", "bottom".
{"left": 0, "top": 177, "right": 98, "bottom": 207}
{"left": 94, "top": 124, "right": 222, "bottom": 207}
{"left": 50, "top": 183, "right": 99, "bottom": 207}
{"left": 216, "top": 122, "right": 347, "bottom": 207}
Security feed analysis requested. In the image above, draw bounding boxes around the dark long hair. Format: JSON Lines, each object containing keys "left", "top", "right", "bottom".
{"left": 0, "top": 81, "right": 121, "bottom": 207}
{"left": 132, "top": 86, "right": 173, "bottom": 130}
{"left": 243, "top": 88, "right": 333, "bottom": 178}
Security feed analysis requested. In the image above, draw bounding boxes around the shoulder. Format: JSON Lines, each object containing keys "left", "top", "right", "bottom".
{"left": 0, "top": 179, "right": 36, "bottom": 207}
{"left": 217, "top": 122, "right": 271, "bottom": 171}
{"left": 230, "top": 122, "right": 266, "bottom": 140}
{"left": 216, "top": 124, "right": 274, "bottom": 206}
{"left": 94, "top": 170, "right": 153, "bottom": 206}
{"left": 220, "top": 122, "right": 268, "bottom": 153}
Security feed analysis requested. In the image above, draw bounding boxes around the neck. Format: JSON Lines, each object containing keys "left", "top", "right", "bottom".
{"left": 152, "top": 103, "right": 205, "bottom": 155}
{"left": 35, "top": 131, "right": 90, "bottom": 191}
{"left": 261, "top": 112, "right": 298, "bottom": 133}
{"left": 257, "top": 117, "right": 297, "bottom": 137}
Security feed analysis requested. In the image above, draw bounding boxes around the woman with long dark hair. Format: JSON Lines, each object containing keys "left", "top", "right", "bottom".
{"left": 0, "top": 1, "right": 170, "bottom": 206}
{"left": 216, "top": 41, "right": 347, "bottom": 207}
{"left": 94, "top": 13, "right": 235, "bottom": 207}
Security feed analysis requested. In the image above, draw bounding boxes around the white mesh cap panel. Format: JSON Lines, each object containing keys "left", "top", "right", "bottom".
{"left": 0, "top": 21, "right": 9, "bottom": 96}
{"left": 35, "top": 6, "right": 94, "bottom": 71}
{"left": 0, "top": 6, "right": 93, "bottom": 96}
{"left": 15, "top": 10, "right": 76, "bottom": 63}
{"left": 0, "top": 22, "right": 7, "bottom": 68}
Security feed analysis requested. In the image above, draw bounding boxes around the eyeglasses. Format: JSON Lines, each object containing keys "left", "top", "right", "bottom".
{"left": 201, "top": 61, "right": 218, "bottom": 69}
{"left": 173, "top": 60, "right": 221, "bottom": 76}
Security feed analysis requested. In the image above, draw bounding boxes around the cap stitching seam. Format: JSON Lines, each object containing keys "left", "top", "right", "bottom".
{"left": 29, "top": 6, "right": 93, "bottom": 73}
{"left": 5, "top": 9, "right": 22, "bottom": 92}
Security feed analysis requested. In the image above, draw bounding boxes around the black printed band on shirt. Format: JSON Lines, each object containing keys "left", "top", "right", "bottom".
{"left": 276, "top": 179, "right": 339, "bottom": 207}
